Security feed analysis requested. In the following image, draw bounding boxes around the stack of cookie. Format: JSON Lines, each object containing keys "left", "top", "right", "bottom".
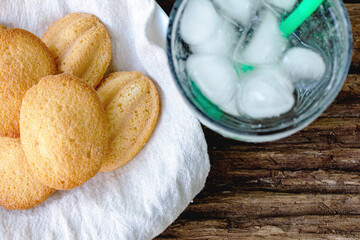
{"left": 0, "top": 14, "right": 160, "bottom": 210}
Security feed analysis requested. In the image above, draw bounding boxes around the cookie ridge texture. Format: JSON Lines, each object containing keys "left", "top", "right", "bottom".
{"left": 97, "top": 71, "right": 160, "bottom": 172}
{"left": 42, "top": 13, "right": 112, "bottom": 88}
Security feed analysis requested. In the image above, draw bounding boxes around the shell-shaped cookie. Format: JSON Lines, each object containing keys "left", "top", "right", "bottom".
{"left": 42, "top": 13, "right": 111, "bottom": 88}
{"left": 0, "top": 25, "right": 6, "bottom": 30}
{"left": 0, "top": 137, "right": 55, "bottom": 210}
{"left": 20, "top": 74, "right": 109, "bottom": 190}
{"left": 97, "top": 71, "right": 160, "bottom": 172}
{"left": 0, "top": 29, "right": 57, "bottom": 138}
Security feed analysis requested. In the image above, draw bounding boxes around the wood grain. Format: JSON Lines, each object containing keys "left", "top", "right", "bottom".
{"left": 158, "top": 216, "right": 360, "bottom": 239}
{"left": 348, "top": 3, "right": 360, "bottom": 72}
{"left": 156, "top": 1, "right": 360, "bottom": 239}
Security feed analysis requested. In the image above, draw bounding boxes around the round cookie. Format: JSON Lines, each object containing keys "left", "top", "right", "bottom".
{"left": 0, "top": 28, "right": 57, "bottom": 138}
{"left": 97, "top": 71, "right": 160, "bottom": 172}
{"left": 20, "top": 74, "right": 109, "bottom": 190}
{"left": 42, "top": 13, "right": 112, "bottom": 88}
{"left": 0, "top": 137, "right": 55, "bottom": 210}
{"left": 0, "top": 24, "right": 6, "bottom": 30}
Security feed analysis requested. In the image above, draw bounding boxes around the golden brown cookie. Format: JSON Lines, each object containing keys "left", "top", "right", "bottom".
{"left": 20, "top": 74, "right": 109, "bottom": 190}
{"left": 97, "top": 71, "right": 160, "bottom": 172}
{"left": 42, "top": 13, "right": 112, "bottom": 88}
{"left": 0, "top": 137, "right": 55, "bottom": 210}
{"left": 0, "top": 28, "right": 57, "bottom": 138}
{"left": 0, "top": 25, "right": 6, "bottom": 30}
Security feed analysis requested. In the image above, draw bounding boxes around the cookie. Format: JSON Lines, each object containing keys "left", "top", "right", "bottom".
{"left": 42, "top": 13, "right": 112, "bottom": 88}
{"left": 0, "top": 28, "right": 57, "bottom": 138}
{"left": 0, "top": 137, "right": 55, "bottom": 210}
{"left": 20, "top": 74, "right": 109, "bottom": 190}
{"left": 0, "top": 25, "right": 6, "bottom": 30}
{"left": 97, "top": 71, "right": 160, "bottom": 172}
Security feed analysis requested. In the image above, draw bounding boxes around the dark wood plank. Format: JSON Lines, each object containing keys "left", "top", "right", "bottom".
{"left": 158, "top": 215, "right": 360, "bottom": 239}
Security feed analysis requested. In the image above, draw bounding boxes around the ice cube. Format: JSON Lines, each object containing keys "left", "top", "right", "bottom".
{"left": 186, "top": 54, "right": 238, "bottom": 106}
{"left": 266, "top": 0, "right": 297, "bottom": 12}
{"left": 180, "top": 0, "right": 221, "bottom": 45}
{"left": 237, "top": 10, "right": 288, "bottom": 65}
{"left": 190, "top": 19, "right": 239, "bottom": 56}
{"left": 282, "top": 47, "right": 326, "bottom": 83}
{"left": 213, "top": 0, "right": 262, "bottom": 27}
{"left": 237, "top": 67, "right": 295, "bottom": 118}
{"left": 220, "top": 98, "right": 240, "bottom": 116}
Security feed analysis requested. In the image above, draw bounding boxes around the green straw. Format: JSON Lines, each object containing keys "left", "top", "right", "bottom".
{"left": 234, "top": 64, "right": 254, "bottom": 75}
{"left": 190, "top": 81, "right": 223, "bottom": 120}
{"left": 236, "top": 0, "right": 325, "bottom": 74}
{"left": 280, "top": 0, "right": 325, "bottom": 37}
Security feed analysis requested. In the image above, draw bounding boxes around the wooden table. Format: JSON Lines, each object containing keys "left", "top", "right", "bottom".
{"left": 156, "top": 1, "right": 360, "bottom": 238}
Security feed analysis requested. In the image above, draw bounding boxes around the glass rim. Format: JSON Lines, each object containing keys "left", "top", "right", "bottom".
{"left": 166, "top": 0, "right": 353, "bottom": 139}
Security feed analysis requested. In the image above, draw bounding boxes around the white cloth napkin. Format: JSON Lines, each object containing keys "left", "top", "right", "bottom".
{"left": 0, "top": 0, "right": 210, "bottom": 239}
